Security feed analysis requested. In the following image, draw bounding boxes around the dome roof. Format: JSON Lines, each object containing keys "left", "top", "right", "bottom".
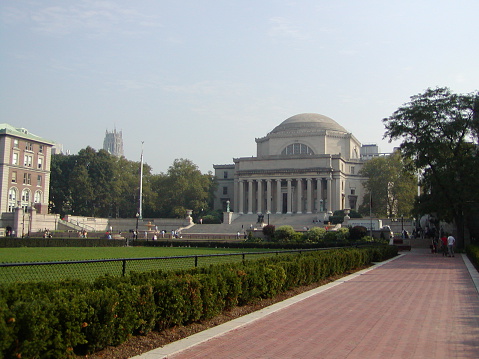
{"left": 270, "top": 113, "right": 348, "bottom": 134}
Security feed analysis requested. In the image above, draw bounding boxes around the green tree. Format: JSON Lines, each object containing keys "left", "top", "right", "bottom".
{"left": 50, "top": 152, "right": 215, "bottom": 219}
{"left": 156, "top": 159, "right": 217, "bottom": 218}
{"left": 358, "top": 151, "right": 417, "bottom": 218}
{"left": 383, "top": 87, "right": 479, "bottom": 247}
{"left": 49, "top": 153, "right": 76, "bottom": 216}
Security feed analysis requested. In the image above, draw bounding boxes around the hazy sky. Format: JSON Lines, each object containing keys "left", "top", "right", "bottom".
{"left": 1, "top": 0, "right": 478, "bottom": 173}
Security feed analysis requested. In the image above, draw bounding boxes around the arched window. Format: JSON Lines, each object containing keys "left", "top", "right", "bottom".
{"left": 21, "top": 188, "right": 31, "bottom": 210}
{"left": 8, "top": 187, "right": 18, "bottom": 212}
{"left": 34, "top": 190, "right": 43, "bottom": 204}
{"left": 281, "top": 143, "right": 314, "bottom": 156}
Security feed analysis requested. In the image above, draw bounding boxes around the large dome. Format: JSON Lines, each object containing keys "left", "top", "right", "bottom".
{"left": 270, "top": 113, "right": 349, "bottom": 134}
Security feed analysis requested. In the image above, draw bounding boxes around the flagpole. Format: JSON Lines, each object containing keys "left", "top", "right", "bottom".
{"left": 139, "top": 141, "right": 144, "bottom": 219}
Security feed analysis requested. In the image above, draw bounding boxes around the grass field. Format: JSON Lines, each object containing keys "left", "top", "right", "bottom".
{"left": 0, "top": 246, "right": 270, "bottom": 263}
{"left": 0, "top": 246, "right": 290, "bottom": 284}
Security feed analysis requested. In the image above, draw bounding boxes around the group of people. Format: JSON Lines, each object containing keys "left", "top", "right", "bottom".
{"left": 431, "top": 234, "right": 456, "bottom": 257}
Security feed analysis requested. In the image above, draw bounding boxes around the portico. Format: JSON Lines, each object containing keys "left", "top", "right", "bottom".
{"left": 235, "top": 176, "right": 332, "bottom": 215}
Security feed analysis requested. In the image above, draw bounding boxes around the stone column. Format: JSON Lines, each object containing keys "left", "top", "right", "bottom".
{"left": 316, "top": 178, "right": 322, "bottom": 212}
{"left": 238, "top": 180, "right": 244, "bottom": 214}
{"left": 335, "top": 177, "right": 342, "bottom": 211}
{"left": 287, "top": 179, "right": 292, "bottom": 214}
{"left": 306, "top": 178, "right": 312, "bottom": 214}
{"left": 276, "top": 179, "right": 282, "bottom": 214}
{"left": 234, "top": 179, "right": 238, "bottom": 212}
{"left": 327, "top": 175, "right": 332, "bottom": 213}
{"left": 266, "top": 179, "right": 272, "bottom": 214}
{"left": 257, "top": 179, "right": 263, "bottom": 214}
{"left": 296, "top": 178, "right": 302, "bottom": 214}
{"left": 247, "top": 180, "right": 254, "bottom": 214}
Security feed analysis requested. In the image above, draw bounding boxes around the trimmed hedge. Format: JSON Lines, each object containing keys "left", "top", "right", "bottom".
{"left": 0, "top": 245, "right": 397, "bottom": 358}
{"left": 466, "top": 245, "right": 479, "bottom": 270}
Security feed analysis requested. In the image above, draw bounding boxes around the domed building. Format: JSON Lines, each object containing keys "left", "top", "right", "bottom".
{"left": 214, "top": 113, "right": 367, "bottom": 216}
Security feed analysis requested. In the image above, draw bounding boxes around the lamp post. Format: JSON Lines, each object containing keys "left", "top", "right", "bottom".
{"left": 135, "top": 212, "right": 140, "bottom": 240}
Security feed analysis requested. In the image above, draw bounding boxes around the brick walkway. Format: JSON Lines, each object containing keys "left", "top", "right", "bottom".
{"left": 134, "top": 249, "right": 479, "bottom": 359}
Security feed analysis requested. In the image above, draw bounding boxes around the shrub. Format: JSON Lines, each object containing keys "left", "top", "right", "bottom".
{"left": 0, "top": 245, "right": 399, "bottom": 358}
{"left": 274, "top": 225, "right": 296, "bottom": 242}
{"left": 262, "top": 224, "right": 275, "bottom": 239}
{"left": 349, "top": 226, "right": 368, "bottom": 240}
{"left": 201, "top": 214, "right": 221, "bottom": 224}
{"left": 304, "top": 227, "right": 326, "bottom": 242}
{"left": 336, "top": 228, "right": 350, "bottom": 241}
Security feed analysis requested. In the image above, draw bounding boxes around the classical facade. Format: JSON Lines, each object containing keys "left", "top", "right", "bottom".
{"left": 214, "top": 113, "right": 367, "bottom": 215}
{"left": 0, "top": 124, "right": 54, "bottom": 215}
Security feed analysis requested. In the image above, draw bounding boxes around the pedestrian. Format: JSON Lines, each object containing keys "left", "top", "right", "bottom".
{"left": 440, "top": 235, "right": 448, "bottom": 256}
{"left": 447, "top": 234, "right": 456, "bottom": 257}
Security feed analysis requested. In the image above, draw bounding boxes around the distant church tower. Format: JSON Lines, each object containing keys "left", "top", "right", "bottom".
{"left": 103, "top": 129, "right": 124, "bottom": 157}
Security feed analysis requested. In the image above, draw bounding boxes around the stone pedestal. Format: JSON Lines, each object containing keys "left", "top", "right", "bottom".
{"left": 224, "top": 211, "right": 233, "bottom": 224}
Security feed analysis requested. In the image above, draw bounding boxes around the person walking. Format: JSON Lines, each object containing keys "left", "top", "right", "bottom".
{"left": 447, "top": 234, "right": 456, "bottom": 257}
{"left": 440, "top": 235, "right": 448, "bottom": 256}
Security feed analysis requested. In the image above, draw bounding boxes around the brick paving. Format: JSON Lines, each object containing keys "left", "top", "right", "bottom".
{"left": 135, "top": 249, "right": 479, "bottom": 359}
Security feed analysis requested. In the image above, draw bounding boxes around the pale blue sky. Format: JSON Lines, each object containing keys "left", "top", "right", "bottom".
{"left": 1, "top": 0, "right": 478, "bottom": 173}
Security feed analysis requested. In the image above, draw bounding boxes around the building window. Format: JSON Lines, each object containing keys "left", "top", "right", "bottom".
{"left": 223, "top": 186, "right": 228, "bottom": 195}
{"left": 351, "top": 189, "right": 356, "bottom": 195}
{"left": 38, "top": 157, "right": 43, "bottom": 169}
{"left": 24, "top": 155, "right": 33, "bottom": 167}
{"left": 351, "top": 166, "right": 355, "bottom": 174}
{"left": 39, "top": 145, "right": 44, "bottom": 154}
{"left": 34, "top": 190, "right": 43, "bottom": 203}
{"left": 8, "top": 187, "right": 18, "bottom": 212}
{"left": 223, "top": 171, "right": 228, "bottom": 179}
{"left": 23, "top": 173, "right": 31, "bottom": 185}
{"left": 37, "top": 175, "right": 42, "bottom": 186}
{"left": 11, "top": 171, "right": 17, "bottom": 183}
{"left": 21, "top": 188, "right": 30, "bottom": 202}
{"left": 281, "top": 143, "right": 314, "bottom": 156}
{"left": 12, "top": 153, "right": 19, "bottom": 165}
{"left": 25, "top": 142, "right": 33, "bottom": 151}
{"left": 21, "top": 189, "right": 30, "bottom": 210}
{"left": 13, "top": 139, "right": 19, "bottom": 148}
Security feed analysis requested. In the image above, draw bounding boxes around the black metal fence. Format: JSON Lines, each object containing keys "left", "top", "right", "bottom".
{"left": 0, "top": 248, "right": 327, "bottom": 284}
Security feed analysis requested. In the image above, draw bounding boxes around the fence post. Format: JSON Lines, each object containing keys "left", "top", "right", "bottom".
{"left": 195, "top": 256, "right": 198, "bottom": 267}
{"left": 242, "top": 253, "right": 245, "bottom": 265}
{"left": 122, "top": 260, "right": 127, "bottom": 276}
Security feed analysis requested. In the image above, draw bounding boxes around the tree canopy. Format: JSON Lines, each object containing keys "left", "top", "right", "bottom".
{"left": 383, "top": 87, "right": 479, "bottom": 246}
{"left": 358, "top": 151, "right": 417, "bottom": 218}
{"left": 49, "top": 149, "right": 217, "bottom": 220}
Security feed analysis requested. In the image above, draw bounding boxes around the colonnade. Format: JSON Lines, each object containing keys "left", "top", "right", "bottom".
{"left": 235, "top": 177, "right": 333, "bottom": 215}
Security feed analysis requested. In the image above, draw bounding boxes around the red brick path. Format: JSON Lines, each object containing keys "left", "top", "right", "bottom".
{"left": 138, "top": 249, "right": 479, "bottom": 359}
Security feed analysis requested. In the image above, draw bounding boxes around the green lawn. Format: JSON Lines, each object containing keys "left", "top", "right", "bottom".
{"left": 0, "top": 246, "right": 268, "bottom": 263}
{"left": 0, "top": 246, "right": 286, "bottom": 284}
